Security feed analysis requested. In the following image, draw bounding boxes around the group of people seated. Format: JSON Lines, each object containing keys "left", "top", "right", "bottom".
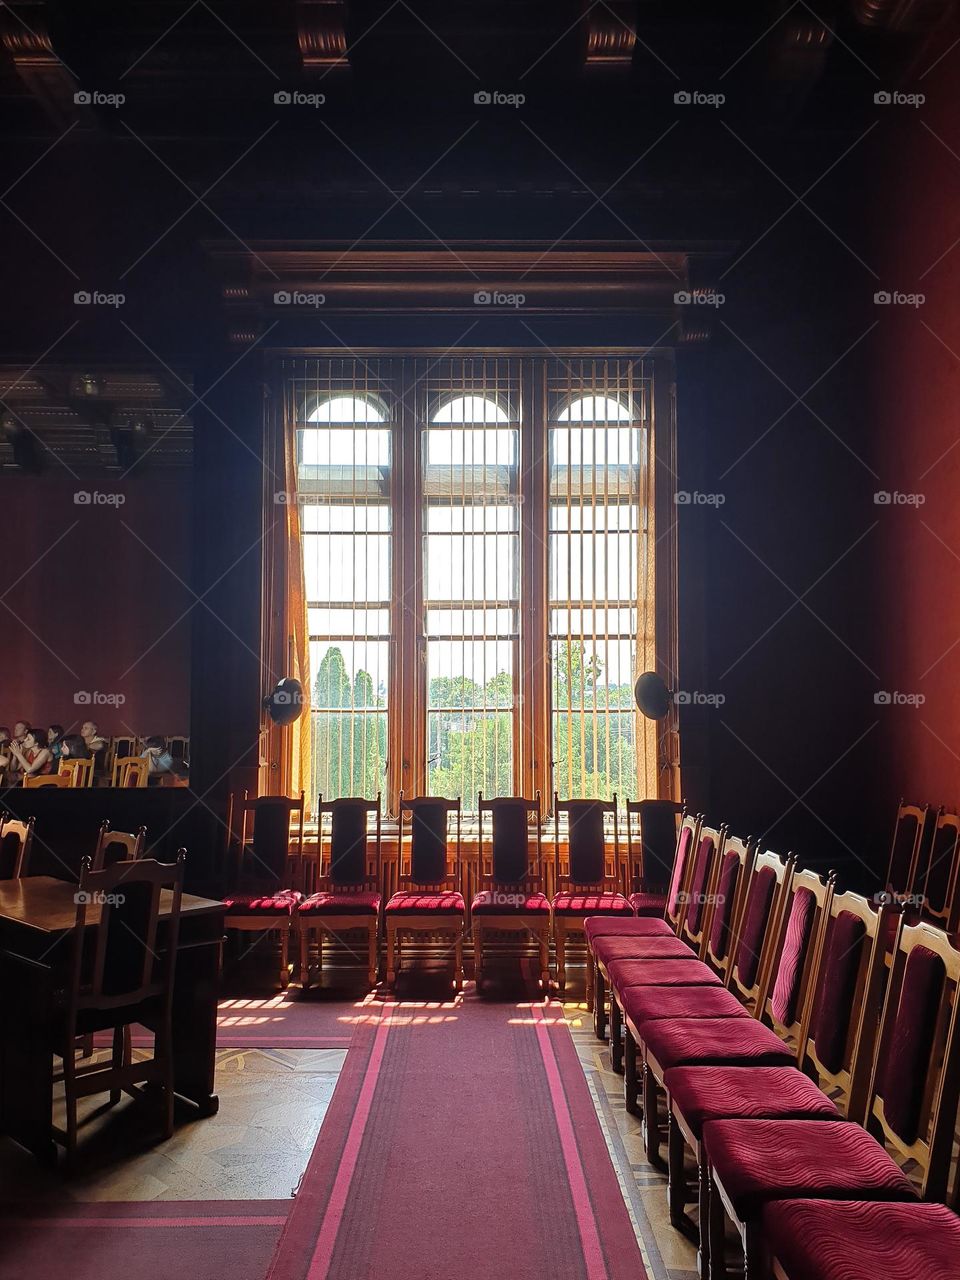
{"left": 0, "top": 720, "right": 184, "bottom": 786}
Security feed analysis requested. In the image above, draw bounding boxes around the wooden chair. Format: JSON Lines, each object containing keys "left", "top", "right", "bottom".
{"left": 105, "top": 736, "right": 136, "bottom": 775}
{"left": 23, "top": 773, "right": 70, "bottom": 788}
{"left": 111, "top": 756, "right": 149, "bottom": 788}
{"left": 0, "top": 814, "right": 35, "bottom": 878}
{"left": 599, "top": 822, "right": 726, "bottom": 1074}
{"left": 223, "top": 791, "right": 305, "bottom": 989}
{"left": 53, "top": 853, "right": 185, "bottom": 1162}
{"left": 473, "top": 793, "right": 550, "bottom": 991}
{"left": 920, "top": 806, "right": 960, "bottom": 932}
{"left": 92, "top": 820, "right": 148, "bottom": 871}
{"left": 664, "top": 887, "right": 891, "bottom": 1271}
{"left": 625, "top": 798, "right": 684, "bottom": 913}
{"left": 552, "top": 795, "right": 632, "bottom": 1001}
{"left": 883, "top": 798, "right": 929, "bottom": 901}
{"left": 385, "top": 795, "right": 464, "bottom": 990}
{"left": 591, "top": 808, "right": 702, "bottom": 1041}
{"left": 705, "top": 913, "right": 960, "bottom": 1279}
{"left": 297, "top": 795, "right": 382, "bottom": 990}
{"left": 60, "top": 756, "right": 94, "bottom": 787}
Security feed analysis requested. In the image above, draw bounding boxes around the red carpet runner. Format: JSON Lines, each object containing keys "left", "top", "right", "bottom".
{"left": 267, "top": 991, "right": 648, "bottom": 1280}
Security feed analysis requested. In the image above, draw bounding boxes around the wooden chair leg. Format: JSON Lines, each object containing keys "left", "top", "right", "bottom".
{"left": 368, "top": 923, "right": 378, "bottom": 989}
{"left": 63, "top": 1050, "right": 78, "bottom": 1163}
{"left": 667, "top": 1110, "right": 688, "bottom": 1231}
{"left": 473, "top": 926, "right": 483, "bottom": 991}
{"left": 594, "top": 964, "right": 607, "bottom": 1040}
{"left": 624, "top": 1028, "right": 641, "bottom": 1116}
{"left": 109, "top": 1025, "right": 124, "bottom": 1106}
{"left": 555, "top": 925, "right": 566, "bottom": 990}
{"left": 454, "top": 930, "right": 463, "bottom": 992}
{"left": 708, "top": 1173, "right": 729, "bottom": 1280}
{"left": 642, "top": 1064, "right": 665, "bottom": 1168}
{"left": 743, "top": 1221, "right": 765, "bottom": 1280}
{"left": 698, "top": 1156, "right": 711, "bottom": 1276}
{"left": 159, "top": 1015, "right": 175, "bottom": 1140}
{"left": 299, "top": 926, "right": 310, "bottom": 988}
{"left": 539, "top": 931, "right": 549, "bottom": 988}
{"left": 387, "top": 922, "right": 397, "bottom": 986}
{"left": 279, "top": 926, "right": 290, "bottom": 989}
{"left": 609, "top": 994, "right": 623, "bottom": 1073}
{"left": 585, "top": 945, "right": 594, "bottom": 1009}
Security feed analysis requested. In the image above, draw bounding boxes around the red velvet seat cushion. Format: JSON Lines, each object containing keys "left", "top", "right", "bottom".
{"left": 471, "top": 890, "right": 550, "bottom": 914}
{"left": 703, "top": 1119, "right": 916, "bottom": 1217}
{"left": 553, "top": 891, "right": 632, "bottom": 915}
{"left": 640, "top": 1016, "right": 796, "bottom": 1070}
{"left": 665, "top": 1066, "right": 838, "bottom": 1139}
{"left": 585, "top": 916, "right": 672, "bottom": 943}
{"left": 607, "top": 958, "right": 722, "bottom": 997}
{"left": 224, "top": 891, "right": 301, "bottom": 915}
{"left": 622, "top": 984, "right": 748, "bottom": 1027}
{"left": 386, "top": 891, "right": 465, "bottom": 913}
{"left": 594, "top": 934, "right": 695, "bottom": 965}
{"left": 629, "top": 890, "right": 668, "bottom": 917}
{"left": 299, "top": 891, "right": 381, "bottom": 915}
{"left": 762, "top": 1199, "right": 960, "bottom": 1280}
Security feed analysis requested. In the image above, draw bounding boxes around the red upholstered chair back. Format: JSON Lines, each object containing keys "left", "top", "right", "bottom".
{"left": 727, "top": 849, "right": 794, "bottom": 1012}
{"left": 554, "top": 795, "right": 620, "bottom": 892}
{"left": 317, "top": 795, "right": 381, "bottom": 891}
{"left": 398, "top": 795, "right": 460, "bottom": 890}
{"left": 664, "top": 811, "right": 702, "bottom": 933}
{"left": 858, "top": 918, "right": 960, "bottom": 1201}
{"left": 884, "top": 799, "right": 929, "bottom": 897}
{"left": 703, "top": 833, "right": 755, "bottom": 979}
{"left": 227, "top": 790, "right": 305, "bottom": 892}
{"left": 478, "top": 793, "right": 542, "bottom": 889}
{"left": 678, "top": 823, "right": 725, "bottom": 955}
{"left": 0, "top": 814, "right": 34, "bottom": 879}
{"left": 800, "top": 888, "right": 890, "bottom": 1118}
{"left": 921, "top": 808, "right": 960, "bottom": 931}
{"left": 760, "top": 867, "right": 834, "bottom": 1052}
{"left": 624, "top": 799, "right": 683, "bottom": 893}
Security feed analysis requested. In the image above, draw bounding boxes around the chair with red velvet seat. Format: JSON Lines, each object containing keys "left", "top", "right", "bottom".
{"left": 223, "top": 791, "right": 305, "bottom": 989}
{"left": 883, "top": 798, "right": 929, "bottom": 902}
{"left": 920, "top": 806, "right": 960, "bottom": 932}
{"left": 473, "top": 793, "right": 550, "bottom": 991}
{"left": 725, "top": 849, "right": 795, "bottom": 1016}
{"left": 590, "top": 809, "right": 702, "bottom": 1040}
{"left": 628, "top": 851, "right": 798, "bottom": 1166}
{"left": 663, "top": 876, "right": 873, "bottom": 1266}
{"left": 625, "top": 798, "right": 684, "bottom": 915}
{"left": 552, "top": 795, "right": 631, "bottom": 1001}
{"left": 385, "top": 795, "right": 464, "bottom": 990}
{"left": 298, "top": 795, "right": 382, "bottom": 990}
{"left": 0, "top": 814, "right": 35, "bottom": 879}
{"left": 705, "top": 915, "right": 960, "bottom": 1280}
{"left": 763, "top": 1197, "right": 960, "bottom": 1280}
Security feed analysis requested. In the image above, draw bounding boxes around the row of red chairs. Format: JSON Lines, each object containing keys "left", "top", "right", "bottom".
{"left": 222, "top": 791, "right": 679, "bottom": 990}
{"left": 587, "top": 811, "right": 960, "bottom": 1280}
{"left": 885, "top": 798, "right": 960, "bottom": 930}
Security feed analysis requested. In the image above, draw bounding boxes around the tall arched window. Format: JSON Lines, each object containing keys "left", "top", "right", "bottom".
{"left": 299, "top": 389, "right": 391, "bottom": 801}
{"left": 423, "top": 387, "right": 519, "bottom": 799}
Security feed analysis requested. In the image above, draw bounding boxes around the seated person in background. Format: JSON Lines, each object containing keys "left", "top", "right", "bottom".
{"left": 80, "top": 720, "right": 107, "bottom": 762}
{"left": 142, "top": 735, "right": 175, "bottom": 776}
{"left": 6, "top": 720, "right": 31, "bottom": 782}
{"left": 12, "top": 721, "right": 30, "bottom": 748}
{"left": 0, "top": 727, "right": 12, "bottom": 782}
{"left": 9, "top": 727, "right": 53, "bottom": 779}
{"left": 47, "top": 724, "right": 65, "bottom": 762}
{"left": 60, "top": 734, "right": 91, "bottom": 761}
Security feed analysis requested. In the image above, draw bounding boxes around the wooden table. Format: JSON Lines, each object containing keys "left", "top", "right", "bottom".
{"left": 0, "top": 876, "right": 225, "bottom": 1164}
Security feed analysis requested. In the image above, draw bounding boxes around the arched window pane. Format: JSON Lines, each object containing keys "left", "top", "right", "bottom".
{"left": 307, "top": 395, "right": 385, "bottom": 423}
{"left": 557, "top": 395, "right": 631, "bottom": 422}
{"left": 433, "top": 395, "right": 508, "bottom": 423}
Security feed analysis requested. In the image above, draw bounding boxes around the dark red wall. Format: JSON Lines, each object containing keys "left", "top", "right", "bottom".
{"left": 1, "top": 471, "right": 192, "bottom": 739}
{"left": 870, "top": 36, "right": 960, "bottom": 810}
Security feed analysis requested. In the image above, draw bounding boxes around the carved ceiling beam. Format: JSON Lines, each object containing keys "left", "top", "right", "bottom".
{"left": 583, "top": 2, "right": 636, "bottom": 73}
{"left": 297, "top": 0, "right": 350, "bottom": 74}
{"left": 0, "top": 1, "right": 90, "bottom": 128}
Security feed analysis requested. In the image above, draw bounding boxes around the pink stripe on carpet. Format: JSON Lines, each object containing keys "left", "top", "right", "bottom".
{"left": 306, "top": 1004, "right": 393, "bottom": 1279}
{"left": 531, "top": 1004, "right": 607, "bottom": 1280}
